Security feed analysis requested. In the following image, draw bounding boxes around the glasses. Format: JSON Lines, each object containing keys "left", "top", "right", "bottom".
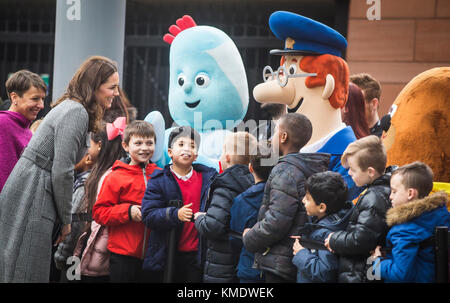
{"left": 262, "top": 65, "right": 317, "bottom": 87}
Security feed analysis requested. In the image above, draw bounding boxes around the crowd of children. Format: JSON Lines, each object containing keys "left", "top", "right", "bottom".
{"left": 45, "top": 110, "right": 449, "bottom": 284}
{"left": 1, "top": 69, "right": 447, "bottom": 283}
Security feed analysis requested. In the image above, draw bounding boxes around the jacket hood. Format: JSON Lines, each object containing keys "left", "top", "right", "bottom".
{"left": 279, "top": 152, "right": 330, "bottom": 176}
{"left": 237, "top": 182, "right": 266, "bottom": 209}
{"left": 304, "top": 200, "right": 355, "bottom": 233}
{"left": 112, "top": 159, "right": 158, "bottom": 175}
{"left": 213, "top": 164, "right": 254, "bottom": 193}
{"left": 386, "top": 191, "right": 448, "bottom": 226}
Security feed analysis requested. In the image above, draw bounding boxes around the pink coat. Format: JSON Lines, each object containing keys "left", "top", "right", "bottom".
{"left": 74, "top": 169, "right": 112, "bottom": 277}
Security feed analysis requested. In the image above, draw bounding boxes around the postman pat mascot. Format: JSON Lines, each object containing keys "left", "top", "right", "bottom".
{"left": 253, "top": 11, "right": 360, "bottom": 199}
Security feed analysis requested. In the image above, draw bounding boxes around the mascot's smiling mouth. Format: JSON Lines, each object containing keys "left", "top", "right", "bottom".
{"left": 287, "top": 97, "right": 304, "bottom": 113}
{"left": 185, "top": 100, "right": 200, "bottom": 108}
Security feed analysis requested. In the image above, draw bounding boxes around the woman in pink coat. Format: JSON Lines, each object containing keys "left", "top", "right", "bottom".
{"left": 0, "top": 70, "right": 46, "bottom": 192}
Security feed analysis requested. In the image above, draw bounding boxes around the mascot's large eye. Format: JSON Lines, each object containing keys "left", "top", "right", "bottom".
{"left": 177, "top": 74, "right": 186, "bottom": 87}
{"left": 288, "top": 64, "right": 297, "bottom": 75}
{"left": 195, "top": 73, "right": 210, "bottom": 88}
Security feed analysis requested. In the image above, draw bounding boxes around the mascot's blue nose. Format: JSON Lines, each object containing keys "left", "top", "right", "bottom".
{"left": 183, "top": 82, "right": 193, "bottom": 94}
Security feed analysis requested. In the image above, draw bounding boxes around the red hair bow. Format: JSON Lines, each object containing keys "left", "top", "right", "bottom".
{"left": 106, "top": 117, "right": 127, "bottom": 141}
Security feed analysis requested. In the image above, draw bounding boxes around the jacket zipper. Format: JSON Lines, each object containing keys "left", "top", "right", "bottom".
{"left": 142, "top": 166, "right": 148, "bottom": 259}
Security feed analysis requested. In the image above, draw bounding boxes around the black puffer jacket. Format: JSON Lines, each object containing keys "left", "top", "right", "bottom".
{"left": 329, "top": 166, "right": 395, "bottom": 283}
{"left": 195, "top": 164, "right": 254, "bottom": 283}
{"left": 242, "top": 153, "right": 330, "bottom": 281}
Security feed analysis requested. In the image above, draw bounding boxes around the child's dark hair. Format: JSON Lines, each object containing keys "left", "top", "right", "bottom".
{"left": 6, "top": 69, "right": 47, "bottom": 98}
{"left": 305, "top": 171, "right": 348, "bottom": 215}
{"left": 250, "top": 141, "right": 274, "bottom": 181}
{"left": 123, "top": 120, "right": 156, "bottom": 145}
{"left": 392, "top": 161, "right": 434, "bottom": 198}
{"left": 279, "top": 113, "right": 312, "bottom": 150}
{"left": 168, "top": 126, "right": 201, "bottom": 149}
{"left": 83, "top": 122, "right": 126, "bottom": 215}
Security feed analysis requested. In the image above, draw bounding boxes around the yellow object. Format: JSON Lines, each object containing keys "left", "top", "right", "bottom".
{"left": 352, "top": 188, "right": 367, "bottom": 205}
{"left": 431, "top": 182, "right": 450, "bottom": 211}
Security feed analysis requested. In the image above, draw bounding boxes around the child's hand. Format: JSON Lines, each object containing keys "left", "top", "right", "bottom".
{"left": 178, "top": 203, "right": 193, "bottom": 222}
{"left": 324, "top": 232, "right": 334, "bottom": 253}
{"left": 194, "top": 211, "right": 205, "bottom": 221}
{"left": 54, "top": 224, "right": 71, "bottom": 246}
{"left": 242, "top": 228, "right": 251, "bottom": 238}
{"left": 291, "top": 236, "right": 304, "bottom": 255}
{"left": 130, "top": 205, "right": 142, "bottom": 222}
{"left": 371, "top": 245, "right": 383, "bottom": 258}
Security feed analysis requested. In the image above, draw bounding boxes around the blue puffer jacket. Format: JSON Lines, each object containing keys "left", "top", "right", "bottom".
{"left": 378, "top": 191, "right": 450, "bottom": 282}
{"left": 141, "top": 164, "right": 217, "bottom": 272}
{"left": 229, "top": 181, "right": 266, "bottom": 282}
{"left": 292, "top": 201, "right": 354, "bottom": 283}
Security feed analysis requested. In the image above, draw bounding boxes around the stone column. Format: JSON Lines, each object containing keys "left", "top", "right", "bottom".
{"left": 52, "top": 0, "right": 126, "bottom": 99}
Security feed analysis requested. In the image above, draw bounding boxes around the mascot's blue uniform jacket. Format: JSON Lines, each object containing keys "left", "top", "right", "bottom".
{"left": 377, "top": 191, "right": 450, "bottom": 282}
{"left": 317, "top": 126, "right": 361, "bottom": 200}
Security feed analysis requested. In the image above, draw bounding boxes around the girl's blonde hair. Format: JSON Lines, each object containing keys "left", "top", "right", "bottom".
{"left": 223, "top": 131, "right": 258, "bottom": 165}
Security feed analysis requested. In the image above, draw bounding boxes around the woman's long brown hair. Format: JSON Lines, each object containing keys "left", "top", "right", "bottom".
{"left": 81, "top": 123, "right": 126, "bottom": 216}
{"left": 51, "top": 55, "right": 118, "bottom": 132}
{"left": 342, "top": 82, "right": 370, "bottom": 139}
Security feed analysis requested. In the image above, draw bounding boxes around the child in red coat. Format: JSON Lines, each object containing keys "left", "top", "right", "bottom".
{"left": 92, "top": 120, "right": 161, "bottom": 282}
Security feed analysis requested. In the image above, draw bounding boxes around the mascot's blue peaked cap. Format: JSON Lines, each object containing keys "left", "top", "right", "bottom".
{"left": 269, "top": 11, "right": 347, "bottom": 57}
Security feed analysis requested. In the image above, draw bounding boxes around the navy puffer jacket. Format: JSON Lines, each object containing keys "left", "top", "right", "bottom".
{"left": 141, "top": 164, "right": 217, "bottom": 272}
{"left": 243, "top": 152, "right": 330, "bottom": 281}
{"left": 195, "top": 164, "right": 254, "bottom": 283}
{"left": 292, "top": 201, "right": 354, "bottom": 283}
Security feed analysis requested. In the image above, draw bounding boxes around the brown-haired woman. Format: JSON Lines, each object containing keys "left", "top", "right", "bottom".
{"left": 341, "top": 82, "right": 370, "bottom": 139}
{"left": 0, "top": 55, "right": 119, "bottom": 282}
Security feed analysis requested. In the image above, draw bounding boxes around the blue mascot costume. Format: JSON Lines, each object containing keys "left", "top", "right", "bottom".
{"left": 145, "top": 15, "right": 249, "bottom": 171}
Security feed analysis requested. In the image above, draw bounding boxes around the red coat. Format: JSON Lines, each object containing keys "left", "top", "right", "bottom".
{"left": 92, "top": 160, "right": 160, "bottom": 259}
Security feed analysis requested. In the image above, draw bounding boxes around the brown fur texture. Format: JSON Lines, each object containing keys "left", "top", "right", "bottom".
{"left": 383, "top": 67, "right": 450, "bottom": 182}
{"left": 386, "top": 191, "right": 448, "bottom": 227}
